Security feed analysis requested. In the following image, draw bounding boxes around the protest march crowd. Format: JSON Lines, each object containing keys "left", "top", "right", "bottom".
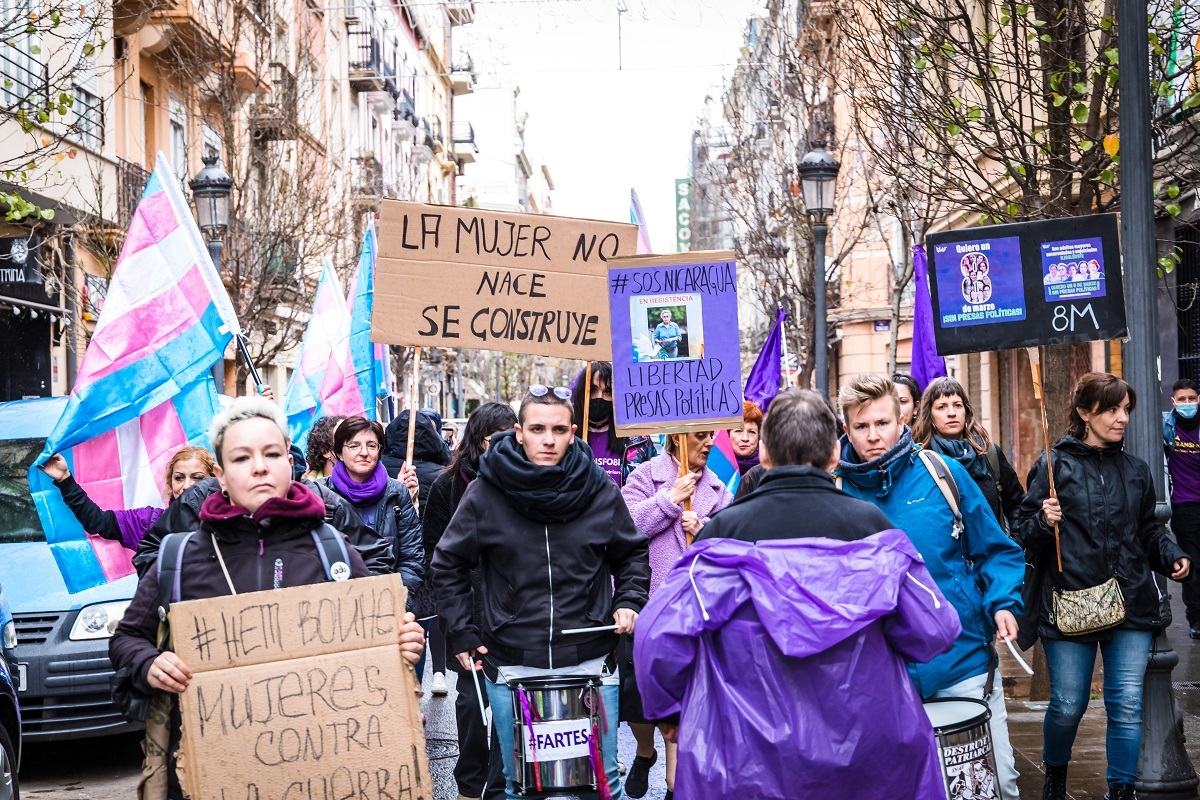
{"left": 31, "top": 357, "right": 1196, "bottom": 800}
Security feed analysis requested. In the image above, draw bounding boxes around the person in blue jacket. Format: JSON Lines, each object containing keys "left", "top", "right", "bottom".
{"left": 836, "top": 373, "right": 1025, "bottom": 800}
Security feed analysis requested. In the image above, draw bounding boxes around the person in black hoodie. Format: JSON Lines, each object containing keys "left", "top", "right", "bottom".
{"left": 383, "top": 409, "right": 452, "bottom": 507}
{"left": 110, "top": 397, "right": 425, "bottom": 799}
{"left": 1019, "top": 373, "right": 1190, "bottom": 800}
{"left": 384, "top": 409, "right": 453, "bottom": 693}
{"left": 432, "top": 387, "right": 650, "bottom": 800}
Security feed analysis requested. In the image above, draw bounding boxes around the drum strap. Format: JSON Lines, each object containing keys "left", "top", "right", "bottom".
{"left": 984, "top": 641, "right": 997, "bottom": 699}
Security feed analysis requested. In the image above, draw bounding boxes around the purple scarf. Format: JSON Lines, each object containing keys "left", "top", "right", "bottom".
{"left": 331, "top": 461, "right": 389, "bottom": 505}
{"left": 736, "top": 451, "right": 761, "bottom": 476}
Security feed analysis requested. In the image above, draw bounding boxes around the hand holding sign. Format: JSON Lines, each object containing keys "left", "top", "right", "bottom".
{"left": 669, "top": 472, "right": 698, "bottom": 505}
{"left": 1041, "top": 497, "right": 1062, "bottom": 526}
{"left": 398, "top": 610, "right": 424, "bottom": 665}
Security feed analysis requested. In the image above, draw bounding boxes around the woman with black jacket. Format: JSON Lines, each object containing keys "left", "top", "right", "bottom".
{"left": 912, "top": 376, "right": 1025, "bottom": 533}
{"left": 317, "top": 415, "right": 425, "bottom": 591}
{"left": 109, "top": 397, "right": 425, "bottom": 800}
{"left": 422, "top": 402, "right": 516, "bottom": 800}
{"left": 1018, "top": 373, "right": 1190, "bottom": 800}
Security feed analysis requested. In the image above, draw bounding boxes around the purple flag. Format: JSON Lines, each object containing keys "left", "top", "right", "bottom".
{"left": 911, "top": 245, "right": 946, "bottom": 387}
{"left": 745, "top": 307, "right": 788, "bottom": 410}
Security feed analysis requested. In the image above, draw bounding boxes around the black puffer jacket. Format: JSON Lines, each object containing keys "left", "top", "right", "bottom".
{"left": 1018, "top": 436, "right": 1187, "bottom": 641}
{"left": 382, "top": 411, "right": 451, "bottom": 510}
{"left": 134, "top": 477, "right": 394, "bottom": 577}
{"left": 316, "top": 476, "right": 425, "bottom": 591}
{"left": 432, "top": 432, "right": 650, "bottom": 671}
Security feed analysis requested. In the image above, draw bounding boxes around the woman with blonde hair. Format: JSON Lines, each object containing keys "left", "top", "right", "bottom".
{"left": 40, "top": 445, "right": 216, "bottom": 550}
{"left": 911, "top": 376, "right": 1025, "bottom": 532}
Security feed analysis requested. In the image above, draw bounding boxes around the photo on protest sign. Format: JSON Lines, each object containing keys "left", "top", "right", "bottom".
{"left": 631, "top": 293, "right": 704, "bottom": 362}
{"left": 1041, "top": 237, "right": 1106, "bottom": 302}
{"left": 926, "top": 213, "right": 1126, "bottom": 356}
{"left": 933, "top": 236, "right": 1026, "bottom": 329}
{"left": 608, "top": 252, "right": 742, "bottom": 436}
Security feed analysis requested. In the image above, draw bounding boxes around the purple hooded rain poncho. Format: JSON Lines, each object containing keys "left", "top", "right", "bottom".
{"left": 634, "top": 529, "right": 963, "bottom": 800}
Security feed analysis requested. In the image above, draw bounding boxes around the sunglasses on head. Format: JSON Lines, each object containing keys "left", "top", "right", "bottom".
{"left": 529, "top": 384, "right": 572, "bottom": 400}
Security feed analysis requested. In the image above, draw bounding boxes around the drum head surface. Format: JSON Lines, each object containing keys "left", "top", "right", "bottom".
{"left": 923, "top": 697, "right": 991, "bottom": 732}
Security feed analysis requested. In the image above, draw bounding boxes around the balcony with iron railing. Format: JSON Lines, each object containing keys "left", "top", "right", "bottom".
{"left": 452, "top": 120, "right": 477, "bottom": 164}
{"left": 117, "top": 159, "right": 150, "bottom": 228}
{"left": 351, "top": 155, "right": 384, "bottom": 202}
{"left": 347, "top": 23, "right": 396, "bottom": 96}
{"left": 0, "top": 51, "right": 49, "bottom": 116}
{"left": 72, "top": 85, "right": 104, "bottom": 151}
{"left": 250, "top": 62, "right": 298, "bottom": 141}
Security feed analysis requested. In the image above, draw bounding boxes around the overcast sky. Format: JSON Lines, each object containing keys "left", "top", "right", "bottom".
{"left": 460, "top": 0, "right": 763, "bottom": 250}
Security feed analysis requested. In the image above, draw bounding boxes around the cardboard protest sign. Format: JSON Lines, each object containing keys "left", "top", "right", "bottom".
{"left": 171, "top": 574, "right": 429, "bottom": 800}
{"left": 927, "top": 213, "right": 1127, "bottom": 356}
{"left": 607, "top": 251, "right": 743, "bottom": 436}
{"left": 372, "top": 201, "right": 639, "bottom": 360}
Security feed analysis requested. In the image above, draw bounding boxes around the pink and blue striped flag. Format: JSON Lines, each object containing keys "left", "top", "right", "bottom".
{"left": 707, "top": 431, "right": 742, "bottom": 496}
{"left": 322, "top": 223, "right": 386, "bottom": 417}
{"left": 630, "top": 189, "right": 653, "bottom": 254}
{"left": 282, "top": 258, "right": 351, "bottom": 446}
{"left": 30, "top": 153, "right": 241, "bottom": 592}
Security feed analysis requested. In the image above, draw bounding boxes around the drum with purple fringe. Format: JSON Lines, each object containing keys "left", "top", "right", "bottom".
{"left": 508, "top": 675, "right": 608, "bottom": 798}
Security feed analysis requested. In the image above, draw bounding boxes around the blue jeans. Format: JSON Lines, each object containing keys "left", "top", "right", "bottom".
{"left": 1042, "top": 629, "right": 1153, "bottom": 784}
{"left": 484, "top": 677, "right": 624, "bottom": 800}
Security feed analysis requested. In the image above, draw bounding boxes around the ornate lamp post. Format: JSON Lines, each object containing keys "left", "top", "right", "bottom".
{"left": 796, "top": 140, "right": 840, "bottom": 397}
{"left": 189, "top": 153, "right": 233, "bottom": 272}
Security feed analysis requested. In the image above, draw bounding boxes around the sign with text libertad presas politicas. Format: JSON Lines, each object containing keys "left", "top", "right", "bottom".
{"left": 172, "top": 574, "right": 429, "bottom": 800}
{"left": 926, "top": 213, "right": 1127, "bottom": 356}
{"left": 607, "top": 251, "right": 743, "bottom": 436}
{"left": 372, "top": 201, "right": 638, "bottom": 361}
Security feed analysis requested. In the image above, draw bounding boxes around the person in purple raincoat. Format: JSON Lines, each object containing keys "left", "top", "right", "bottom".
{"left": 40, "top": 446, "right": 215, "bottom": 550}
{"left": 635, "top": 390, "right": 962, "bottom": 800}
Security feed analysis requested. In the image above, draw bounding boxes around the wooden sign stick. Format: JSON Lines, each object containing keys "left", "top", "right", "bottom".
{"left": 406, "top": 347, "right": 421, "bottom": 513}
{"left": 1027, "top": 347, "right": 1062, "bottom": 572}
{"left": 581, "top": 361, "right": 592, "bottom": 438}
{"left": 678, "top": 433, "right": 695, "bottom": 547}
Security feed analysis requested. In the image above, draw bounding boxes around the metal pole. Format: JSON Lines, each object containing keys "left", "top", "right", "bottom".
{"left": 813, "top": 220, "right": 828, "bottom": 397}
{"left": 1119, "top": 0, "right": 1198, "bottom": 792}
{"left": 208, "top": 238, "right": 226, "bottom": 395}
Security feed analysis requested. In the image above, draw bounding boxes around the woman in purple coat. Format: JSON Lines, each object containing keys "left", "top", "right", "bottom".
{"left": 621, "top": 430, "right": 732, "bottom": 799}
{"left": 41, "top": 446, "right": 215, "bottom": 550}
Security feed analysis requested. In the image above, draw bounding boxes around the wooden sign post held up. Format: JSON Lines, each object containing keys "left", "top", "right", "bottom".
{"left": 406, "top": 347, "right": 421, "bottom": 513}
{"left": 1026, "top": 346, "right": 1063, "bottom": 572}
{"left": 677, "top": 433, "right": 695, "bottom": 547}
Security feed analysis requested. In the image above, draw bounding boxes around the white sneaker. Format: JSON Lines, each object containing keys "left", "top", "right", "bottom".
{"left": 431, "top": 671, "right": 449, "bottom": 696}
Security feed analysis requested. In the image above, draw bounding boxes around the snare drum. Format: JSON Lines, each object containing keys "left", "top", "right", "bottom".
{"left": 508, "top": 675, "right": 603, "bottom": 797}
{"left": 923, "top": 697, "right": 999, "bottom": 800}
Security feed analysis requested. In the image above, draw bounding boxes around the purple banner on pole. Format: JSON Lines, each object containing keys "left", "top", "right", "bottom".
{"left": 911, "top": 244, "right": 947, "bottom": 388}
{"left": 608, "top": 252, "right": 743, "bottom": 435}
{"left": 744, "top": 307, "right": 787, "bottom": 410}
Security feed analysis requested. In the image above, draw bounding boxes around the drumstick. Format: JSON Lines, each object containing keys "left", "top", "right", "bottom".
{"left": 469, "top": 657, "right": 488, "bottom": 725}
{"left": 561, "top": 624, "right": 619, "bottom": 635}
{"left": 1004, "top": 638, "right": 1034, "bottom": 676}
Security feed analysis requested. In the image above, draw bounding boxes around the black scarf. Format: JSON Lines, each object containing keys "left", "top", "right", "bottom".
{"left": 478, "top": 429, "right": 610, "bottom": 523}
{"left": 930, "top": 433, "right": 993, "bottom": 484}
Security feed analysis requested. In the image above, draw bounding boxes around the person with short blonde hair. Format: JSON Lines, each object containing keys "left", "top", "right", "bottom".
{"left": 837, "top": 373, "right": 1026, "bottom": 800}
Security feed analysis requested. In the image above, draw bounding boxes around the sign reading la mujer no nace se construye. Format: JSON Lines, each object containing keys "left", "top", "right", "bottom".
{"left": 371, "top": 201, "right": 639, "bottom": 361}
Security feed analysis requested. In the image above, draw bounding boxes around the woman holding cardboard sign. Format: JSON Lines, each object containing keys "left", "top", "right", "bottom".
{"left": 110, "top": 397, "right": 425, "bottom": 800}
{"left": 621, "top": 431, "right": 732, "bottom": 799}
{"left": 1018, "top": 373, "right": 1190, "bottom": 800}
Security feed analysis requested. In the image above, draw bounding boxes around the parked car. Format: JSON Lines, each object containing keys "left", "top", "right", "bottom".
{"left": 0, "top": 397, "right": 140, "bottom": 742}
{"left": 0, "top": 583, "right": 21, "bottom": 800}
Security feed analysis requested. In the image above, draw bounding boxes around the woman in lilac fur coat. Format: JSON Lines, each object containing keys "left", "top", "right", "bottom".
{"left": 620, "top": 430, "right": 733, "bottom": 800}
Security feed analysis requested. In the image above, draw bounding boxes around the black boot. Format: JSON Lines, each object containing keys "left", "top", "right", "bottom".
{"left": 1106, "top": 783, "right": 1136, "bottom": 800}
{"left": 1042, "top": 763, "right": 1068, "bottom": 800}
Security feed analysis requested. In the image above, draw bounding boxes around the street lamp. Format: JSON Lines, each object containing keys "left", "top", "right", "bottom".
{"left": 796, "top": 139, "right": 840, "bottom": 397}
{"left": 189, "top": 153, "right": 233, "bottom": 272}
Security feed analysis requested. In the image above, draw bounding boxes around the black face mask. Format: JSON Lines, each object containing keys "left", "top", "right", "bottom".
{"left": 588, "top": 398, "right": 613, "bottom": 424}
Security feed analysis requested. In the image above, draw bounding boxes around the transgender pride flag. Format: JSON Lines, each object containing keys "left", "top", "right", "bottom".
{"left": 630, "top": 189, "right": 653, "bottom": 254}
{"left": 323, "top": 223, "right": 387, "bottom": 418}
{"left": 30, "top": 153, "right": 240, "bottom": 592}
{"left": 282, "top": 259, "right": 351, "bottom": 447}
